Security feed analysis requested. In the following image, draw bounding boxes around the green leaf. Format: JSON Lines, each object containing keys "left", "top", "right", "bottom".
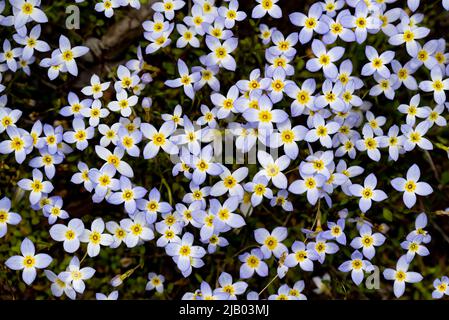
{"left": 383, "top": 208, "right": 393, "bottom": 222}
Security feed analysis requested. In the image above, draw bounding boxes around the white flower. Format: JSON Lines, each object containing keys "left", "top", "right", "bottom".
{"left": 383, "top": 255, "right": 423, "bottom": 298}
{"left": 391, "top": 164, "right": 433, "bottom": 208}
{"left": 121, "top": 212, "right": 154, "bottom": 248}
{"left": 53, "top": 35, "right": 89, "bottom": 76}
{"left": 96, "top": 291, "right": 119, "bottom": 300}
{"left": 255, "top": 151, "right": 290, "bottom": 189}
{"left": 205, "top": 36, "right": 238, "bottom": 71}
{"left": 95, "top": 0, "right": 121, "bottom": 18}
{"left": 59, "top": 256, "right": 95, "bottom": 294}
{"left": 349, "top": 173, "right": 387, "bottom": 213}
{"left": 5, "top": 237, "right": 52, "bottom": 285}
{"left": 107, "top": 90, "right": 138, "bottom": 117}
{"left": 10, "top": 0, "right": 48, "bottom": 29}
{"left": 45, "top": 270, "right": 76, "bottom": 300}
{"left": 49, "top": 218, "right": 85, "bottom": 253}
{"left": 146, "top": 273, "right": 165, "bottom": 293}
{"left": 251, "top": 0, "right": 282, "bottom": 19}
{"left": 81, "top": 74, "right": 110, "bottom": 99}
{"left": 80, "top": 218, "right": 114, "bottom": 257}
{"left": 0, "top": 196, "right": 21, "bottom": 238}
{"left": 419, "top": 67, "right": 449, "bottom": 105}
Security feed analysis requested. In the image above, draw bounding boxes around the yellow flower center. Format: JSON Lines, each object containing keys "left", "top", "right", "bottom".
{"left": 0, "top": 210, "right": 8, "bottom": 223}
{"left": 218, "top": 209, "right": 230, "bottom": 220}
{"left": 331, "top": 226, "right": 341, "bottom": 236}
{"left": 131, "top": 224, "right": 142, "bottom": 235}
{"left": 264, "top": 236, "right": 278, "bottom": 250}
{"left": 247, "top": 255, "right": 260, "bottom": 268}
{"left": 274, "top": 57, "right": 286, "bottom": 67}
{"left": 403, "top": 30, "right": 415, "bottom": 42}
{"left": 180, "top": 75, "right": 191, "bottom": 85}
{"left": 281, "top": 130, "right": 294, "bottom": 143}
{"left": 361, "top": 235, "right": 373, "bottom": 247}
{"left": 266, "top": 164, "right": 279, "bottom": 177}
{"left": 295, "top": 250, "right": 307, "bottom": 262}
{"left": 254, "top": 184, "right": 266, "bottom": 196}
{"left": 22, "top": 3, "right": 34, "bottom": 14}
{"left": 356, "top": 17, "right": 367, "bottom": 28}
{"left": 305, "top": 177, "right": 317, "bottom": 189}
{"left": 365, "top": 137, "right": 377, "bottom": 150}
{"left": 10, "top": 137, "right": 25, "bottom": 151}
{"left": 107, "top": 155, "right": 120, "bottom": 167}
{"left": 152, "top": 133, "right": 166, "bottom": 146}
{"left": 315, "top": 242, "right": 326, "bottom": 253}
{"left": 215, "top": 47, "right": 227, "bottom": 59}
{"left": 65, "top": 230, "right": 76, "bottom": 240}
{"left": 23, "top": 256, "right": 36, "bottom": 268}
{"left": 122, "top": 136, "right": 134, "bottom": 148}
{"left": 433, "top": 80, "right": 444, "bottom": 91}
{"left": 361, "top": 188, "right": 373, "bottom": 199}
{"left": 351, "top": 259, "right": 363, "bottom": 270}
{"left": 115, "top": 228, "right": 126, "bottom": 239}
{"left": 405, "top": 181, "right": 416, "bottom": 192}
{"left": 410, "top": 132, "right": 421, "bottom": 143}
{"left": 395, "top": 270, "right": 406, "bottom": 281}
{"left": 50, "top": 207, "right": 61, "bottom": 216}
{"left": 74, "top": 130, "right": 86, "bottom": 141}
{"left": 372, "top": 58, "right": 383, "bottom": 68}
{"left": 146, "top": 200, "right": 159, "bottom": 212}
{"left": 71, "top": 270, "right": 82, "bottom": 280}
{"left": 331, "top": 23, "right": 342, "bottom": 34}
{"left": 224, "top": 175, "right": 237, "bottom": 189}
{"left": 62, "top": 50, "right": 74, "bottom": 62}
{"left": 258, "top": 110, "right": 273, "bottom": 123}
{"left": 317, "top": 125, "right": 328, "bottom": 137}
{"left": 122, "top": 189, "right": 134, "bottom": 201}
{"left": 271, "top": 80, "right": 284, "bottom": 91}
{"left": 179, "top": 245, "right": 191, "bottom": 256}
{"left": 192, "top": 191, "right": 202, "bottom": 200}
{"left": 31, "top": 180, "right": 43, "bottom": 192}
{"left": 89, "top": 231, "right": 101, "bottom": 244}
{"left": 297, "top": 90, "right": 310, "bottom": 104}
{"left": 319, "top": 54, "right": 330, "bottom": 66}
{"left": 262, "top": 0, "right": 273, "bottom": 10}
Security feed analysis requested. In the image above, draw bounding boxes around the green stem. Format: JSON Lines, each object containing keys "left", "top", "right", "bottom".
{"left": 160, "top": 177, "right": 173, "bottom": 205}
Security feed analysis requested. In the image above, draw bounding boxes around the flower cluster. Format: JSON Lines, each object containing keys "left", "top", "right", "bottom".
{"left": 1, "top": 0, "right": 449, "bottom": 300}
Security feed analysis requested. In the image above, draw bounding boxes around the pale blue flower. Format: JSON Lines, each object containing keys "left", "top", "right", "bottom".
{"left": 45, "top": 270, "right": 76, "bottom": 300}
{"left": 254, "top": 227, "right": 288, "bottom": 259}
{"left": 383, "top": 255, "right": 423, "bottom": 298}
{"left": 432, "top": 276, "right": 449, "bottom": 299}
{"left": 284, "top": 241, "right": 318, "bottom": 271}
{"left": 59, "top": 256, "right": 95, "bottom": 293}
{"left": 215, "top": 272, "right": 248, "bottom": 300}
{"left": 401, "top": 234, "right": 429, "bottom": 263}
{"left": 350, "top": 224, "right": 386, "bottom": 259}
{"left": 165, "top": 232, "right": 206, "bottom": 277}
{"left": 290, "top": 3, "right": 328, "bottom": 44}
{"left": 391, "top": 164, "right": 433, "bottom": 208}
{"left": 306, "top": 39, "right": 344, "bottom": 79}
{"left": 146, "top": 272, "right": 165, "bottom": 293}
{"left": 18, "top": 169, "right": 54, "bottom": 205}
{"left": 239, "top": 248, "right": 268, "bottom": 279}
{"left": 5, "top": 237, "right": 52, "bottom": 285}
{"left": 165, "top": 59, "right": 201, "bottom": 99}
{"left": 0, "top": 196, "right": 21, "bottom": 238}
{"left": 338, "top": 250, "right": 373, "bottom": 285}
{"left": 107, "top": 176, "right": 147, "bottom": 214}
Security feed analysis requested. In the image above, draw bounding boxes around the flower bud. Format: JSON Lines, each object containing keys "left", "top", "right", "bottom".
{"left": 142, "top": 97, "right": 152, "bottom": 109}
